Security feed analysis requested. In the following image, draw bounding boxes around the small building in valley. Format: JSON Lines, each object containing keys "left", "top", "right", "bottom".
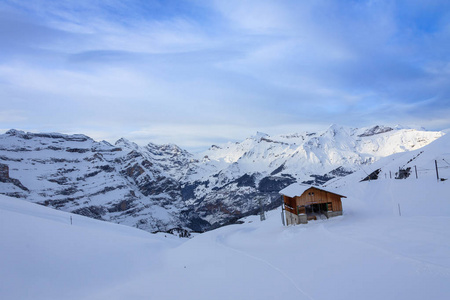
{"left": 280, "top": 183, "right": 345, "bottom": 225}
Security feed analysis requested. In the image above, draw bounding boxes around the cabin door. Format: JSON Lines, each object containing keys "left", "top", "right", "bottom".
{"left": 305, "top": 203, "right": 328, "bottom": 220}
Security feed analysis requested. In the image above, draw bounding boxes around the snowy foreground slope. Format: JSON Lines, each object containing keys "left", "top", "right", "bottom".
{"left": 2, "top": 160, "right": 450, "bottom": 300}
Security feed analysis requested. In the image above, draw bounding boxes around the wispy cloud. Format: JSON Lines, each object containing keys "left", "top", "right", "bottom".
{"left": 0, "top": 110, "right": 27, "bottom": 122}
{"left": 0, "top": 0, "right": 449, "bottom": 149}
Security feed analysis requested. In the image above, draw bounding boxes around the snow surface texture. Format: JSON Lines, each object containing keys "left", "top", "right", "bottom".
{"left": 1, "top": 186, "right": 449, "bottom": 299}
{"left": 0, "top": 125, "right": 444, "bottom": 232}
{"left": 1, "top": 133, "right": 449, "bottom": 300}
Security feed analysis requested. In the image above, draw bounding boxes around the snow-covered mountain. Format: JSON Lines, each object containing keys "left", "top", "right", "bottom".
{"left": 191, "top": 124, "right": 440, "bottom": 183}
{"left": 326, "top": 127, "right": 450, "bottom": 189}
{"left": 2, "top": 134, "right": 450, "bottom": 300}
{"left": 0, "top": 125, "right": 444, "bottom": 232}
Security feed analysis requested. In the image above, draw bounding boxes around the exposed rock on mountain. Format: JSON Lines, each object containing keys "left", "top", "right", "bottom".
{"left": 358, "top": 125, "right": 393, "bottom": 137}
{"left": 0, "top": 162, "right": 29, "bottom": 196}
{"left": 0, "top": 125, "right": 444, "bottom": 232}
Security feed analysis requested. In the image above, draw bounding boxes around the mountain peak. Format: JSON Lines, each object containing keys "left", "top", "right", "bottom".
{"left": 393, "top": 124, "right": 426, "bottom": 131}
{"left": 322, "top": 124, "right": 348, "bottom": 138}
{"left": 4, "top": 129, "right": 91, "bottom": 142}
{"left": 209, "top": 145, "right": 222, "bottom": 150}
{"left": 5, "top": 129, "right": 25, "bottom": 136}
{"left": 252, "top": 131, "right": 269, "bottom": 140}
{"left": 358, "top": 125, "right": 393, "bottom": 137}
{"left": 327, "top": 124, "right": 341, "bottom": 130}
{"left": 115, "top": 137, "right": 130, "bottom": 145}
{"left": 115, "top": 138, "right": 139, "bottom": 150}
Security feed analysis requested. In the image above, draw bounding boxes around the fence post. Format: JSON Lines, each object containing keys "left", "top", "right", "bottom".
{"left": 435, "top": 160, "right": 440, "bottom": 182}
{"left": 415, "top": 165, "right": 418, "bottom": 179}
{"left": 259, "top": 196, "right": 266, "bottom": 221}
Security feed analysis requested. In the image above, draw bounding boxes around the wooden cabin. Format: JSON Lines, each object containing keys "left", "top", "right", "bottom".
{"left": 279, "top": 183, "right": 346, "bottom": 225}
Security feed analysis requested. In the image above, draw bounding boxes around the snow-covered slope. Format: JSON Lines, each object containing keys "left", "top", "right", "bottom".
{"left": 326, "top": 128, "right": 450, "bottom": 190}
{"left": 1, "top": 163, "right": 449, "bottom": 300}
{"left": 0, "top": 195, "right": 183, "bottom": 300}
{"left": 193, "top": 124, "right": 441, "bottom": 181}
{"left": 0, "top": 125, "right": 443, "bottom": 232}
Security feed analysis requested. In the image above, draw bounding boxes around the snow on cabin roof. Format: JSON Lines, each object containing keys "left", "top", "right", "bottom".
{"left": 279, "top": 183, "right": 346, "bottom": 198}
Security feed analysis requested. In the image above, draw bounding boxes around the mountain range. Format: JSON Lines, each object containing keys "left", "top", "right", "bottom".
{"left": 2, "top": 125, "right": 450, "bottom": 299}
{"left": 0, "top": 125, "right": 443, "bottom": 232}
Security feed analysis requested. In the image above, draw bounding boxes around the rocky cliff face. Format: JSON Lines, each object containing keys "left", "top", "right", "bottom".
{"left": 0, "top": 162, "right": 29, "bottom": 195}
{"left": 0, "top": 126, "right": 443, "bottom": 232}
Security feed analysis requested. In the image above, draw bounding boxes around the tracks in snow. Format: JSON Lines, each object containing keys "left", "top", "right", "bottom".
{"left": 215, "top": 233, "right": 316, "bottom": 300}
{"left": 320, "top": 222, "right": 450, "bottom": 276}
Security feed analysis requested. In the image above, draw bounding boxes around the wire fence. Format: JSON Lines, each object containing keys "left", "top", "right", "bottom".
{"left": 365, "top": 159, "right": 449, "bottom": 182}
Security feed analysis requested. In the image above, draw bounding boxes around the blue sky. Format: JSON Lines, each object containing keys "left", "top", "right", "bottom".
{"left": 1, "top": 0, "right": 449, "bottom": 150}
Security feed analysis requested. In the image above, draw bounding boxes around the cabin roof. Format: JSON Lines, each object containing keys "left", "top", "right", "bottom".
{"left": 279, "top": 183, "right": 346, "bottom": 198}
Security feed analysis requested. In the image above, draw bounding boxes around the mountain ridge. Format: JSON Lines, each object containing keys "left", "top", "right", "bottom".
{"left": 0, "top": 125, "right": 444, "bottom": 232}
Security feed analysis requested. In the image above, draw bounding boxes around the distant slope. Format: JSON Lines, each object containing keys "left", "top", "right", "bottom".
{"left": 0, "top": 129, "right": 195, "bottom": 232}
{"left": 326, "top": 129, "right": 450, "bottom": 189}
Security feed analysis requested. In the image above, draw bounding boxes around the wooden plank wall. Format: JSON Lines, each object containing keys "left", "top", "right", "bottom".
{"left": 291, "top": 188, "right": 343, "bottom": 212}
{"left": 283, "top": 195, "right": 296, "bottom": 214}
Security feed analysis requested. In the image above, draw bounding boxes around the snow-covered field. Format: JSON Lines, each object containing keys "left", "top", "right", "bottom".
{"left": 1, "top": 170, "right": 450, "bottom": 300}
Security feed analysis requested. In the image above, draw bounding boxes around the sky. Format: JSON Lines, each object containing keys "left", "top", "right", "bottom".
{"left": 1, "top": 0, "right": 450, "bottom": 150}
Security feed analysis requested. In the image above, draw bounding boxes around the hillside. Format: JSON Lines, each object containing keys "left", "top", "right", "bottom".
{"left": 1, "top": 166, "right": 449, "bottom": 299}
{"left": 326, "top": 128, "right": 450, "bottom": 189}
{"left": 0, "top": 125, "right": 443, "bottom": 232}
